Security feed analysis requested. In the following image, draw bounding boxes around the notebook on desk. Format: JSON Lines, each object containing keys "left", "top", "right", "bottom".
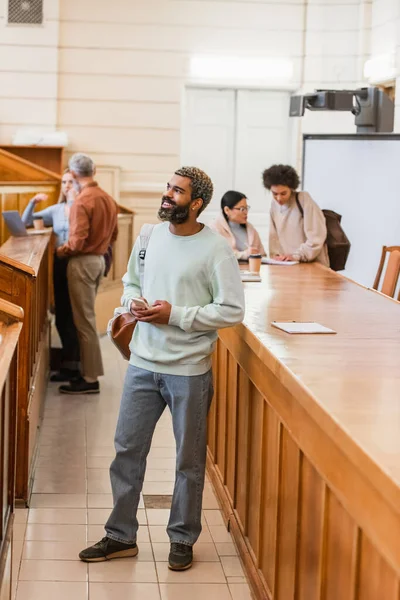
{"left": 240, "top": 271, "right": 262, "bottom": 282}
{"left": 271, "top": 321, "right": 336, "bottom": 334}
{"left": 262, "top": 257, "right": 299, "bottom": 266}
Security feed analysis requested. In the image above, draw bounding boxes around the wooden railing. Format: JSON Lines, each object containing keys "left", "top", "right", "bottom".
{"left": 0, "top": 148, "right": 61, "bottom": 246}
{"left": 0, "top": 233, "right": 52, "bottom": 504}
{"left": 0, "top": 299, "right": 23, "bottom": 600}
{"left": 208, "top": 263, "right": 400, "bottom": 600}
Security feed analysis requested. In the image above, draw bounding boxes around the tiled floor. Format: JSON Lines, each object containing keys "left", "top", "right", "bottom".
{"left": 12, "top": 338, "right": 253, "bottom": 600}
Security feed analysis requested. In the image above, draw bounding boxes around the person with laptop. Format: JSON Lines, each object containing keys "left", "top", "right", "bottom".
{"left": 22, "top": 169, "right": 81, "bottom": 382}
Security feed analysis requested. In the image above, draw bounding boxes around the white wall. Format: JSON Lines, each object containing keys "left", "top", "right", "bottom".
{"left": 300, "top": 0, "right": 371, "bottom": 138}
{"left": 368, "top": 0, "right": 400, "bottom": 130}
{"left": 56, "top": 0, "right": 306, "bottom": 193}
{"left": 0, "top": 0, "right": 60, "bottom": 141}
{"left": 0, "top": 0, "right": 385, "bottom": 199}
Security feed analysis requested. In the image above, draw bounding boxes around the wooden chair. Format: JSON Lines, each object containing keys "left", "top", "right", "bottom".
{"left": 373, "top": 246, "right": 400, "bottom": 299}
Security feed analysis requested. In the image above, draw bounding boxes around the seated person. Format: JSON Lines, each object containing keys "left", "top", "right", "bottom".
{"left": 22, "top": 170, "right": 80, "bottom": 381}
{"left": 262, "top": 164, "right": 329, "bottom": 266}
{"left": 211, "top": 190, "right": 265, "bottom": 260}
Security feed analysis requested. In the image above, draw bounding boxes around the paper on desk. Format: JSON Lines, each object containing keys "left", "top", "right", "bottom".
{"left": 240, "top": 271, "right": 261, "bottom": 282}
{"left": 271, "top": 322, "right": 336, "bottom": 334}
{"left": 262, "top": 258, "right": 299, "bottom": 266}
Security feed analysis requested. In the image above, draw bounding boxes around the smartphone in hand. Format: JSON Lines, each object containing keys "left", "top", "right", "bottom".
{"left": 130, "top": 298, "right": 149, "bottom": 311}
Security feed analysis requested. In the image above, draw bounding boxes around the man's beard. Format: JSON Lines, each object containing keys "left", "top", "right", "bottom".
{"left": 158, "top": 196, "right": 191, "bottom": 224}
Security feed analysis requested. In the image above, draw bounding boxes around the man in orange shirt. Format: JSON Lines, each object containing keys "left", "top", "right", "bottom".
{"left": 57, "top": 153, "right": 118, "bottom": 394}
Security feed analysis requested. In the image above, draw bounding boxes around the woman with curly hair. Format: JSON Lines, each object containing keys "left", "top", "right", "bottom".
{"left": 262, "top": 164, "right": 329, "bottom": 266}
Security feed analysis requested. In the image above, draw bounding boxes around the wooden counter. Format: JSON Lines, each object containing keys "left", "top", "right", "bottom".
{"left": 208, "top": 263, "right": 400, "bottom": 600}
{"left": 0, "top": 233, "right": 52, "bottom": 504}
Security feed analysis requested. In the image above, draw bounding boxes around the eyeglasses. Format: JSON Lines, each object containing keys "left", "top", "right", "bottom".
{"left": 232, "top": 205, "right": 250, "bottom": 213}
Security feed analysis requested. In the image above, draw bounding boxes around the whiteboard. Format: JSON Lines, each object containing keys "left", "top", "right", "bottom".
{"left": 303, "top": 135, "right": 400, "bottom": 288}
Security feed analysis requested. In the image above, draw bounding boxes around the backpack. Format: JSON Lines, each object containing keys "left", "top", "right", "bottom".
{"left": 107, "top": 224, "right": 155, "bottom": 359}
{"left": 295, "top": 193, "right": 351, "bottom": 272}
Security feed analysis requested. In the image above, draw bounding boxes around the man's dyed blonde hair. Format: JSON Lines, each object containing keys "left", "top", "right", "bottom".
{"left": 175, "top": 166, "right": 214, "bottom": 215}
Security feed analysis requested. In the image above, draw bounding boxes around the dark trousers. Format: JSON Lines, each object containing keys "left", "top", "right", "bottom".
{"left": 53, "top": 254, "right": 80, "bottom": 371}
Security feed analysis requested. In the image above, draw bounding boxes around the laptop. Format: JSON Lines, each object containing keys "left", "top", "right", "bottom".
{"left": 2, "top": 211, "right": 48, "bottom": 237}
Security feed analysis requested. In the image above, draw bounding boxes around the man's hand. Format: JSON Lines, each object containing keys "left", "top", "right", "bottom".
{"left": 56, "top": 246, "right": 65, "bottom": 258}
{"left": 67, "top": 188, "right": 77, "bottom": 203}
{"left": 274, "top": 254, "right": 296, "bottom": 262}
{"left": 132, "top": 300, "right": 172, "bottom": 325}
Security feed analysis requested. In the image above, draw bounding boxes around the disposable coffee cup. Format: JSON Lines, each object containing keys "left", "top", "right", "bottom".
{"left": 33, "top": 217, "right": 44, "bottom": 230}
{"left": 249, "top": 254, "right": 262, "bottom": 273}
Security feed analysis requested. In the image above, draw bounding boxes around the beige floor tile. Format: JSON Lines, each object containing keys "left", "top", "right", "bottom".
{"left": 13, "top": 524, "right": 27, "bottom": 542}
{"left": 33, "top": 480, "right": 87, "bottom": 495}
{"left": 134, "top": 543, "right": 154, "bottom": 562}
{"left": 202, "top": 492, "right": 220, "bottom": 510}
{"left": 145, "top": 509, "right": 170, "bottom": 526}
{"left": 146, "top": 458, "right": 175, "bottom": 470}
{"left": 148, "top": 448, "right": 176, "bottom": 459}
{"left": 36, "top": 456, "right": 86, "bottom": 469}
{"left": 87, "top": 525, "right": 150, "bottom": 544}
{"left": 87, "top": 470, "right": 111, "bottom": 494}
{"left": 28, "top": 509, "right": 87, "bottom": 525}
{"left": 159, "top": 583, "right": 232, "bottom": 599}
{"left": 229, "top": 583, "right": 254, "bottom": 599}
{"left": 39, "top": 446, "right": 84, "bottom": 459}
{"left": 14, "top": 509, "right": 28, "bottom": 524}
{"left": 87, "top": 457, "right": 112, "bottom": 469}
{"left": 215, "top": 542, "right": 238, "bottom": 556}
{"left": 221, "top": 556, "right": 245, "bottom": 578}
{"left": 203, "top": 510, "right": 225, "bottom": 527}
{"left": 33, "top": 467, "right": 86, "bottom": 481}
{"left": 23, "top": 541, "right": 84, "bottom": 561}
{"left": 142, "top": 482, "right": 175, "bottom": 496}
{"left": 227, "top": 576, "right": 247, "bottom": 584}
{"left": 152, "top": 543, "right": 219, "bottom": 562}
{"left": 156, "top": 561, "right": 226, "bottom": 584}
{"left": 144, "top": 470, "right": 175, "bottom": 482}
{"left": 29, "top": 494, "right": 87, "bottom": 509}
{"left": 25, "top": 524, "right": 86, "bottom": 543}
{"left": 11, "top": 579, "right": 17, "bottom": 600}
{"left": 208, "top": 525, "right": 233, "bottom": 544}
{"left": 89, "top": 560, "right": 157, "bottom": 583}
{"left": 89, "top": 582, "right": 160, "bottom": 600}
{"left": 19, "top": 559, "right": 87, "bottom": 582}
{"left": 87, "top": 494, "right": 113, "bottom": 509}
{"left": 39, "top": 435, "right": 86, "bottom": 448}
{"left": 16, "top": 581, "right": 87, "bottom": 600}
{"left": 86, "top": 447, "right": 115, "bottom": 458}
{"left": 88, "top": 509, "right": 146, "bottom": 526}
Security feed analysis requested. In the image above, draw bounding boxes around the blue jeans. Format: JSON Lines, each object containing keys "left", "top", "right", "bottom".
{"left": 105, "top": 365, "right": 214, "bottom": 546}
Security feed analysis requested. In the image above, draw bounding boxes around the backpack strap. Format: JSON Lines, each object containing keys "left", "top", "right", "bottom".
{"left": 295, "top": 192, "right": 304, "bottom": 218}
{"left": 138, "top": 224, "right": 155, "bottom": 292}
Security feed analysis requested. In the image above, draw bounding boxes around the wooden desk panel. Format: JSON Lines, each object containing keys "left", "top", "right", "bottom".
{"left": 0, "top": 234, "right": 52, "bottom": 503}
{"left": 208, "top": 264, "right": 400, "bottom": 599}
{"left": 0, "top": 300, "right": 23, "bottom": 600}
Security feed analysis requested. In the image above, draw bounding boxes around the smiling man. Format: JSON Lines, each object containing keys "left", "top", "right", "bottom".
{"left": 78, "top": 166, "right": 245, "bottom": 571}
